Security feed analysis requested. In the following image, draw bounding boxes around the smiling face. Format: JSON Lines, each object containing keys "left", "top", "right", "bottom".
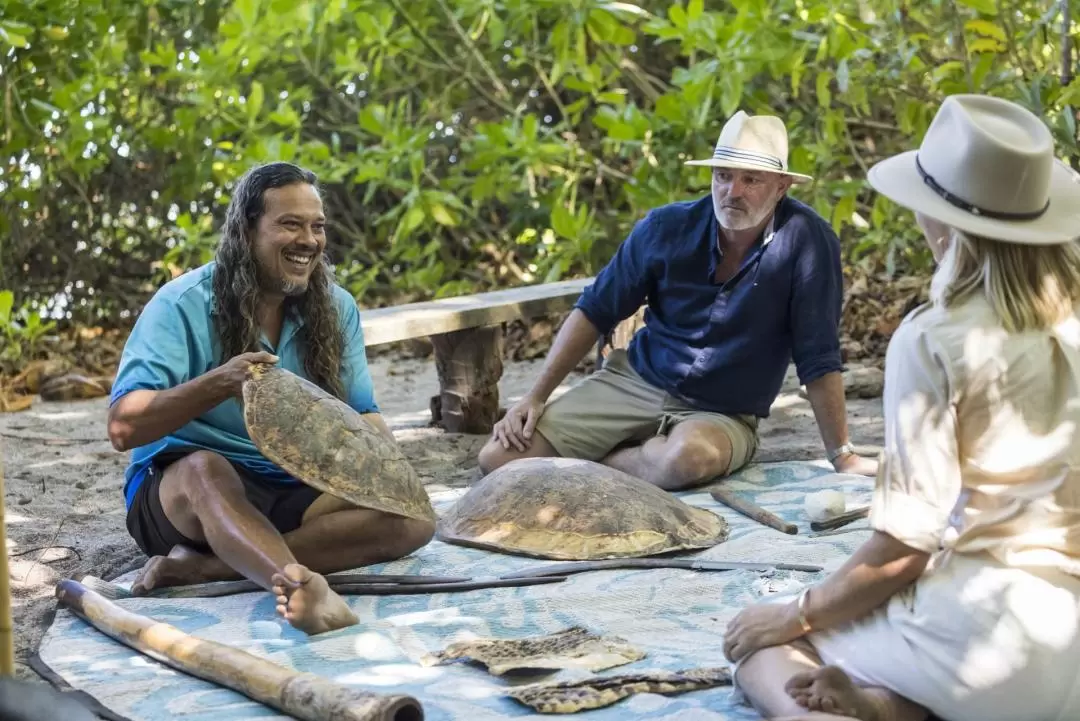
{"left": 249, "top": 182, "right": 327, "bottom": 297}
{"left": 711, "top": 167, "right": 792, "bottom": 232}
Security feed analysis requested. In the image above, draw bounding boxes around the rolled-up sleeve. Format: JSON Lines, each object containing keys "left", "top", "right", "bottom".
{"left": 109, "top": 292, "right": 193, "bottom": 405}
{"left": 869, "top": 319, "right": 962, "bottom": 554}
{"left": 337, "top": 292, "right": 379, "bottom": 414}
{"left": 574, "top": 211, "right": 657, "bottom": 336}
{"left": 788, "top": 221, "right": 843, "bottom": 385}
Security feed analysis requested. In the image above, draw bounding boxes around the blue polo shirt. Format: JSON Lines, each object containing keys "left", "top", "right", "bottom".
{"left": 110, "top": 262, "right": 379, "bottom": 509}
{"left": 575, "top": 193, "right": 843, "bottom": 418}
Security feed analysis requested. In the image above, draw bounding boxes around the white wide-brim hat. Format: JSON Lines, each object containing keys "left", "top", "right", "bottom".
{"left": 868, "top": 94, "right": 1080, "bottom": 245}
{"left": 685, "top": 110, "right": 813, "bottom": 183}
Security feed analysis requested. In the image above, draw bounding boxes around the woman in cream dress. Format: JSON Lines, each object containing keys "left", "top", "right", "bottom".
{"left": 721, "top": 94, "right": 1080, "bottom": 721}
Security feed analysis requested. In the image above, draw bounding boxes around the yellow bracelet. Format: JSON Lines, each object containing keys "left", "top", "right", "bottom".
{"left": 796, "top": 587, "right": 814, "bottom": 634}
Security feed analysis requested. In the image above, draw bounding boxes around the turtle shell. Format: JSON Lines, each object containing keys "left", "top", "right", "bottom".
{"left": 436, "top": 457, "right": 728, "bottom": 560}
{"left": 241, "top": 365, "right": 435, "bottom": 523}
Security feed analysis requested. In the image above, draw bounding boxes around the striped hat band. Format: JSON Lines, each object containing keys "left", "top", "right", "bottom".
{"left": 711, "top": 145, "right": 785, "bottom": 171}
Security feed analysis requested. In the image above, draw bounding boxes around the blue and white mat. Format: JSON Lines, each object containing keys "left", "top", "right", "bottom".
{"left": 36, "top": 461, "right": 874, "bottom": 720}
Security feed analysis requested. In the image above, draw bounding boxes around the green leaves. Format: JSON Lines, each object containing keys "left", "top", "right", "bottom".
{"left": 0, "top": 20, "right": 33, "bottom": 48}
{"left": 593, "top": 103, "right": 650, "bottom": 141}
{"left": 3, "top": 0, "right": 1077, "bottom": 333}
{"left": 247, "top": 81, "right": 265, "bottom": 123}
{"left": 965, "top": 19, "right": 1006, "bottom": 42}
{"left": 0, "top": 292, "right": 13, "bottom": 326}
{"left": 587, "top": 9, "right": 636, "bottom": 45}
{"left": 956, "top": 0, "right": 998, "bottom": 15}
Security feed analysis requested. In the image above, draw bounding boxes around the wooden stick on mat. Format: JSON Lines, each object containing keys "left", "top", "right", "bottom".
{"left": 0, "top": 440, "right": 13, "bottom": 675}
{"left": 55, "top": 579, "right": 423, "bottom": 721}
{"left": 710, "top": 487, "right": 798, "bottom": 535}
{"left": 810, "top": 505, "right": 870, "bottom": 532}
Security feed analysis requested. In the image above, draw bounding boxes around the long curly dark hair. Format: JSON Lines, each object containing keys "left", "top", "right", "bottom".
{"left": 211, "top": 162, "right": 345, "bottom": 399}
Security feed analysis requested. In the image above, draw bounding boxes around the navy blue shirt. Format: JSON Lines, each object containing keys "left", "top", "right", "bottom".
{"left": 575, "top": 194, "right": 843, "bottom": 418}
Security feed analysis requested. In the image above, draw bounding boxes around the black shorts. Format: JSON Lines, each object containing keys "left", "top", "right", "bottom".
{"left": 125, "top": 451, "right": 320, "bottom": 558}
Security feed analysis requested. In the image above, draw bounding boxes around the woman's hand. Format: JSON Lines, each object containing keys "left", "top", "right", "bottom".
{"left": 723, "top": 598, "right": 806, "bottom": 663}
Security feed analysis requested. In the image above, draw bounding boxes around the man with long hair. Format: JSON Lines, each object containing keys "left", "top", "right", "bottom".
{"left": 107, "top": 162, "right": 434, "bottom": 635}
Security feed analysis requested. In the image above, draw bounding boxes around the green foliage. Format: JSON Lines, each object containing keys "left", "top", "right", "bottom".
{"left": 0, "top": 290, "right": 56, "bottom": 371}
{"left": 1, "top": 0, "right": 1077, "bottom": 328}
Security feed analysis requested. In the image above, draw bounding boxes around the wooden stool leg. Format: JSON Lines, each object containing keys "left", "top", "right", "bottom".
{"left": 429, "top": 325, "right": 504, "bottom": 434}
{"left": 597, "top": 306, "right": 647, "bottom": 364}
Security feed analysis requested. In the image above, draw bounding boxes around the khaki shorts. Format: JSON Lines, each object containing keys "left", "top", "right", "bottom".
{"left": 535, "top": 349, "right": 759, "bottom": 475}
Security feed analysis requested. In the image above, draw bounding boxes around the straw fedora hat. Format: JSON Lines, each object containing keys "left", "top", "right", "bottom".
{"left": 868, "top": 94, "right": 1080, "bottom": 245}
{"left": 685, "top": 110, "right": 813, "bottom": 183}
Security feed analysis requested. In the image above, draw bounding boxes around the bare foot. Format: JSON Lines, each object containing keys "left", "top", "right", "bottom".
{"left": 272, "top": 563, "right": 358, "bottom": 635}
{"left": 785, "top": 666, "right": 879, "bottom": 721}
{"left": 131, "top": 545, "right": 212, "bottom": 595}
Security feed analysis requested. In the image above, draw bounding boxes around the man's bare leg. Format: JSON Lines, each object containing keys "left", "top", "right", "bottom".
{"left": 477, "top": 429, "right": 561, "bottom": 473}
{"left": 601, "top": 420, "right": 734, "bottom": 490}
{"left": 736, "top": 643, "right": 927, "bottom": 721}
{"left": 135, "top": 492, "right": 434, "bottom": 589}
{"left": 129, "top": 451, "right": 433, "bottom": 634}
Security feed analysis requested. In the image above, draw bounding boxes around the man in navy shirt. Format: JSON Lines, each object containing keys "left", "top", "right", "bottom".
{"left": 479, "top": 110, "right": 877, "bottom": 488}
{"left": 108, "top": 162, "right": 434, "bottom": 634}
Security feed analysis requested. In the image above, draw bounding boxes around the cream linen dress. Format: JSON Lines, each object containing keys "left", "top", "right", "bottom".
{"left": 806, "top": 295, "right": 1080, "bottom": 721}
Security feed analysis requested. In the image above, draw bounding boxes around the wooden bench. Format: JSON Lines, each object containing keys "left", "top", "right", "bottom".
{"left": 359, "top": 278, "right": 597, "bottom": 434}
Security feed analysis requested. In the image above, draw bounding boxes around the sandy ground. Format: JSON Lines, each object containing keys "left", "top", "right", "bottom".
{"left": 0, "top": 353, "right": 885, "bottom": 681}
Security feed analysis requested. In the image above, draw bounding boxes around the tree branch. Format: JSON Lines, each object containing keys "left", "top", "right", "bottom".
{"left": 1062, "top": 0, "right": 1073, "bottom": 87}
{"left": 386, "top": 0, "right": 516, "bottom": 115}
{"left": 949, "top": 0, "right": 975, "bottom": 91}
{"left": 432, "top": 0, "right": 511, "bottom": 100}
{"left": 531, "top": 60, "right": 569, "bottom": 121}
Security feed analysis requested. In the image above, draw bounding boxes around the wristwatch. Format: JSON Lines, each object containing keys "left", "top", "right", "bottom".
{"left": 827, "top": 442, "right": 855, "bottom": 463}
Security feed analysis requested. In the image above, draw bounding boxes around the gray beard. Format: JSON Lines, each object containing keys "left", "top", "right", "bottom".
{"left": 716, "top": 204, "right": 772, "bottom": 231}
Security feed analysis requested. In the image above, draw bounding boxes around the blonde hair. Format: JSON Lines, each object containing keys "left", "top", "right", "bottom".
{"left": 930, "top": 229, "right": 1080, "bottom": 332}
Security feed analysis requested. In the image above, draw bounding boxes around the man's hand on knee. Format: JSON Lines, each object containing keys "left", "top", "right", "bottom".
{"left": 491, "top": 394, "right": 545, "bottom": 451}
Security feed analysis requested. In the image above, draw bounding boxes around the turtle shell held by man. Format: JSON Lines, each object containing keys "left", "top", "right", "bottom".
{"left": 242, "top": 365, "right": 435, "bottom": 523}
{"left": 437, "top": 457, "right": 729, "bottom": 560}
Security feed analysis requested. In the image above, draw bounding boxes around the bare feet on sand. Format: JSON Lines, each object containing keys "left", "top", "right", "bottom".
{"left": 785, "top": 666, "right": 879, "bottom": 720}
{"left": 272, "top": 564, "right": 358, "bottom": 635}
{"left": 131, "top": 545, "right": 213, "bottom": 595}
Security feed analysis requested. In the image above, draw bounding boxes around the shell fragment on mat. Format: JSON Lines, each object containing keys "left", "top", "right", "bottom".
{"left": 436, "top": 457, "right": 729, "bottom": 560}
{"left": 421, "top": 626, "right": 646, "bottom": 675}
{"left": 804, "top": 489, "right": 846, "bottom": 522}
{"left": 506, "top": 666, "right": 734, "bottom": 713}
{"left": 241, "top": 365, "right": 436, "bottom": 522}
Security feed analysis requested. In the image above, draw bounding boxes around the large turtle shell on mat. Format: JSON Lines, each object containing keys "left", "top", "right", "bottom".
{"left": 436, "top": 457, "right": 728, "bottom": 560}
{"left": 241, "top": 365, "right": 436, "bottom": 523}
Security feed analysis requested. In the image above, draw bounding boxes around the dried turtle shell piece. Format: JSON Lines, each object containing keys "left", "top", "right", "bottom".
{"left": 242, "top": 365, "right": 435, "bottom": 523}
{"left": 437, "top": 457, "right": 729, "bottom": 560}
{"left": 9, "top": 359, "right": 71, "bottom": 394}
{"left": 422, "top": 626, "right": 646, "bottom": 675}
{"left": 507, "top": 666, "right": 733, "bottom": 713}
{"left": 39, "top": 374, "right": 110, "bottom": 401}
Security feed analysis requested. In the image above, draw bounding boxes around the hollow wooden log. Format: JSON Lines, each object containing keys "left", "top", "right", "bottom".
{"left": 0, "top": 441, "right": 13, "bottom": 676}
{"left": 429, "top": 325, "right": 503, "bottom": 434}
{"left": 55, "top": 580, "right": 424, "bottom": 721}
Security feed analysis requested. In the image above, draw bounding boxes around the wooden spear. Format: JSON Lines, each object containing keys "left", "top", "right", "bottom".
{"left": 0, "top": 439, "right": 14, "bottom": 676}
{"left": 55, "top": 579, "right": 423, "bottom": 721}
